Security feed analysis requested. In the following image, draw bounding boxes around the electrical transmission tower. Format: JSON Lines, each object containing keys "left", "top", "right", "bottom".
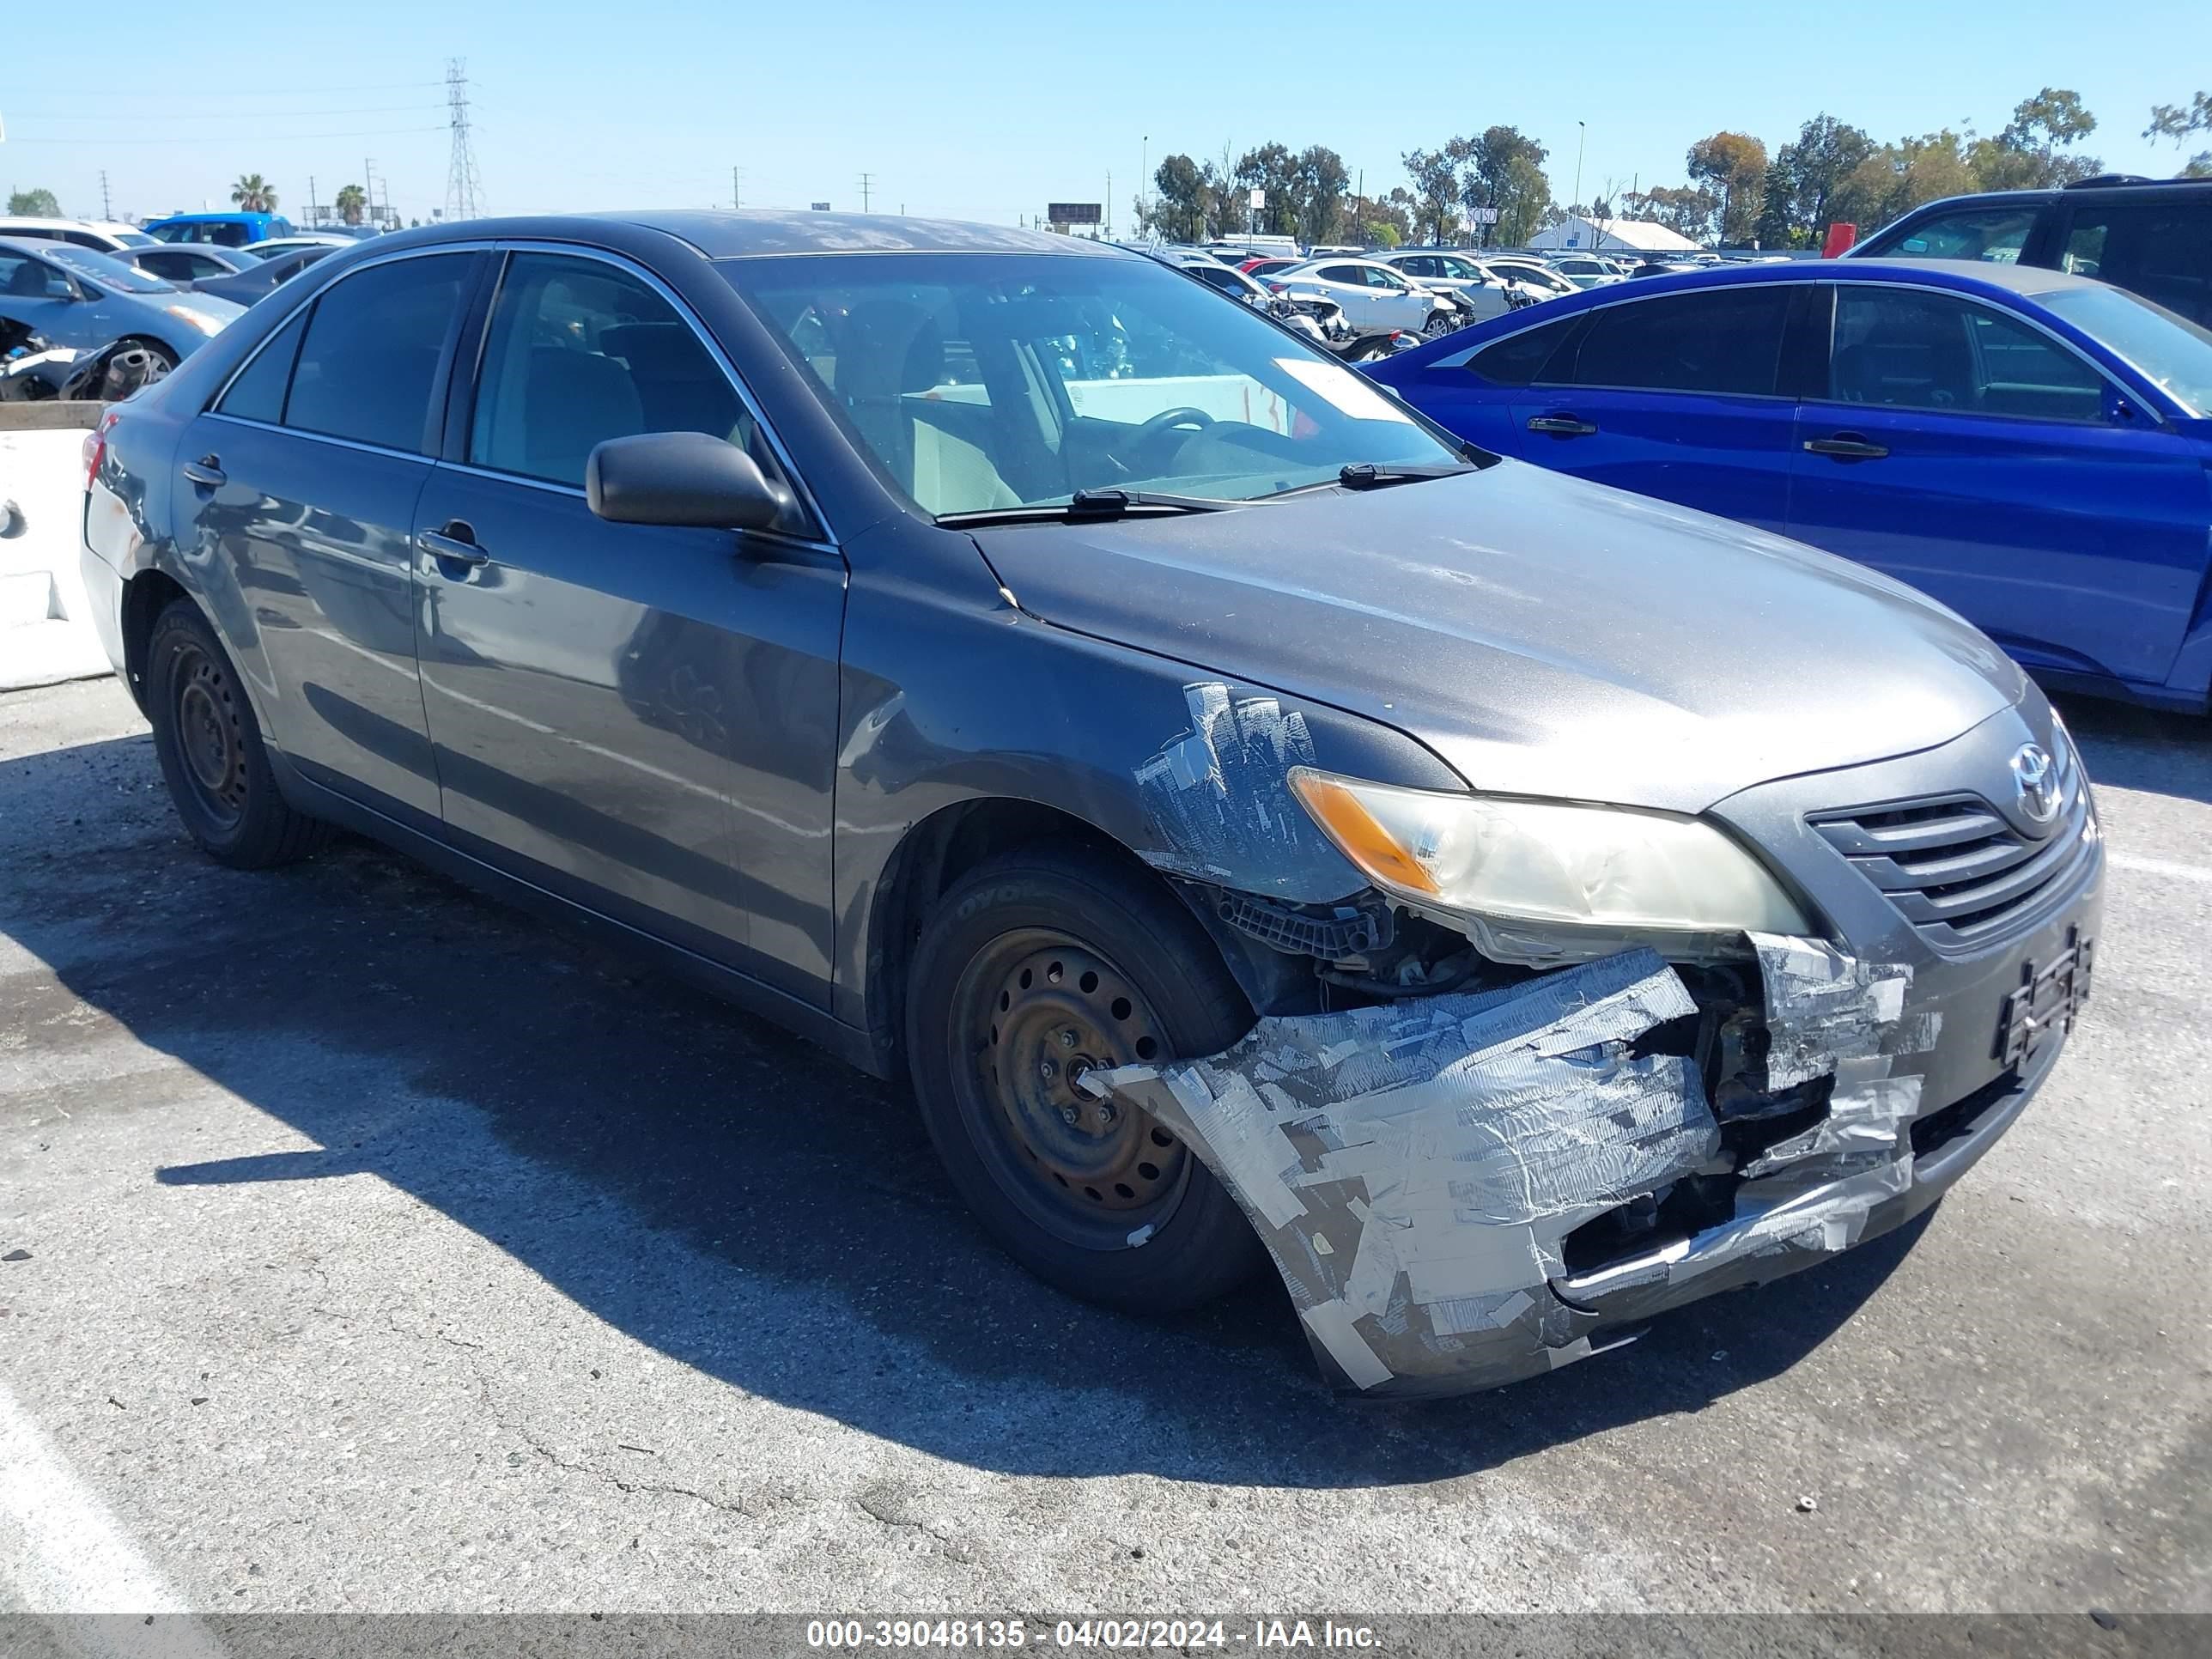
{"left": 444, "top": 58, "right": 483, "bottom": 221}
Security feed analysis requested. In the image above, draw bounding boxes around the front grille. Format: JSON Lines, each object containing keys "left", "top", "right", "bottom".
{"left": 1809, "top": 744, "right": 2096, "bottom": 950}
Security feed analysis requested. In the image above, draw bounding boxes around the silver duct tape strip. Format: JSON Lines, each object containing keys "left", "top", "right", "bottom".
{"left": 1135, "top": 681, "right": 1320, "bottom": 888}
{"left": 1081, "top": 948, "right": 1719, "bottom": 1391}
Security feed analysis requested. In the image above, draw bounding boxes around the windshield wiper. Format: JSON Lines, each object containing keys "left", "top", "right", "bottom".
{"left": 936, "top": 487, "right": 1237, "bottom": 529}
{"left": 1265, "top": 461, "right": 1480, "bottom": 499}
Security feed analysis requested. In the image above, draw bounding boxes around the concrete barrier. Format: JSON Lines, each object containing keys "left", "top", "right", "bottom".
{"left": 0, "top": 404, "right": 111, "bottom": 691}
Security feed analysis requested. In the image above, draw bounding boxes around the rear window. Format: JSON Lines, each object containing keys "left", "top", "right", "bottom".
{"left": 1543, "top": 286, "right": 1793, "bottom": 396}
{"left": 2058, "top": 202, "right": 2212, "bottom": 328}
{"left": 1468, "top": 314, "right": 1582, "bottom": 386}
{"left": 1863, "top": 205, "right": 2040, "bottom": 264}
{"left": 283, "top": 253, "right": 471, "bottom": 453}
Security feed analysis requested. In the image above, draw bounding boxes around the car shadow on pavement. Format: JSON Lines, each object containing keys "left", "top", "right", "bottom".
{"left": 8, "top": 731, "right": 1919, "bottom": 1489}
{"left": 2052, "top": 693, "right": 2212, "bottom": 805}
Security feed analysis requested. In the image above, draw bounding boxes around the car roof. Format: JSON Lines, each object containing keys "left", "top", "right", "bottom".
{"left": 603, "top": 210, "right": 1128, "bottom": 258}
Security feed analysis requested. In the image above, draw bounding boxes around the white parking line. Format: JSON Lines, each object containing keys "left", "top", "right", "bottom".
{"left": 0, "top": 1381, "right": 225, "bottom": 1655}
{"left": 2112, "top": 853, "right": 2212, "bottom": 884}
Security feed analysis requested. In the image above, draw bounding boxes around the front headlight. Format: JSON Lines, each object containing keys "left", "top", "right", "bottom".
{"left": 1289, "top": 769, "right": 1812, "bottom": 936}
{"left": 165, "top": 305, "right": 226, "bottom": 336}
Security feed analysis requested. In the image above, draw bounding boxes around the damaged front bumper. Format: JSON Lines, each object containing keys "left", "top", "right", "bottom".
{"left": 1085, "top": 874, "right": 2104, "bottom": 1400}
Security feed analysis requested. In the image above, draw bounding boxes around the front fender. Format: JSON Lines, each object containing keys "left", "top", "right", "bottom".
{"left": 828, "top": 519, "right": 1466, "bottom": 1032}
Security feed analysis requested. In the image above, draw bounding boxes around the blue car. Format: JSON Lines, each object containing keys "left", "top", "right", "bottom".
{"left": 1, "top": 237, "right": 243, "bottom": 368}
{"left": 143, "top": 211, "right": 295, "bottom": 249}
{"left": 1365, "top": 259, "right": 2212, "bottom": 712}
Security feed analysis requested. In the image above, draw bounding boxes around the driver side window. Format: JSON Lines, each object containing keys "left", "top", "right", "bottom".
{"left": 0, "top": 253, "right": 71, "bottom": 300}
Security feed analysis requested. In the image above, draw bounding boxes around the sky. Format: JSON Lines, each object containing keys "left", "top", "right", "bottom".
{"left": 3, "top": 0, "right": 2207, "bottom": 229}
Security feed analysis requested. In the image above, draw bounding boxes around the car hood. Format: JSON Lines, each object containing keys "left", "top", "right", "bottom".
{"left": 975, "top": 460, "right": 2026, "bottom": 813}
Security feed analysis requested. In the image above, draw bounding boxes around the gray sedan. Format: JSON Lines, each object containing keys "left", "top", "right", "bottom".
{"left": 0, "top": 236, "right": 241, "bottom": 368}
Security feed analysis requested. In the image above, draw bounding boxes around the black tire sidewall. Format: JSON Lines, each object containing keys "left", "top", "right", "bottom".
{"left": 906, "top": 850, "right": 1266, "bottom": 1311}
{"left": 145, "top": 600, "right": 293, "bottom": 865}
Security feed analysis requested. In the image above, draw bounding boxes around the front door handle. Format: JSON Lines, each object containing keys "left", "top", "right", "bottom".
{"left": 1526, "top": 415, "right": 1597, "bottom": 436}
{"left": 180, "top": 455, "right": 225, "bottom": 487}
{"left": 416, "top": 520, "right": 489, "bottom": 567}
{"left": 1803, "top": 434, "right": 1890, "bottom": 460}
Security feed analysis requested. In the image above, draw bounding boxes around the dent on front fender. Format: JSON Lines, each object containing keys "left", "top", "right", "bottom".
{"left": 1082, "top": 933, "right": 1939, "bottom": 1398}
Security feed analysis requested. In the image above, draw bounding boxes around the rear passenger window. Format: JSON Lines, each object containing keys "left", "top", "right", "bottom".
{"left": 2060, "top": 204, "right": 2212, "bottom": 327}
{"left": 1547, "top": 287, "right": 1792, "bottom": 395}
{"left": 215, "top": 309, "right": 308, "bottom": 424}
{"left": 1468, "top": 314, "right": 1581, "bottom": 385}
{"left": 470, "top": 252, "right": 778, "bottom": 494}
{"left": 284, "top": 253, "right": 471, "bottom": 453}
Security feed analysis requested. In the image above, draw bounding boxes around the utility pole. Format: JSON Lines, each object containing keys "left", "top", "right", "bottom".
{"left": 444, "top": 58, "right": 483, "bottom": 222}
{"left": 1105, "top": 169, "right": 1111, "bottom": 238}
{"left": 99, "top": 169, "right": 112, "bottom": 219}
{"left": 858, "top": 172, "right": 873, "bottom": 212}
{"left": 731, "top": 166, "right": 743, "bottom": 210}
{"left": 363, "top": 158, "right": 377, "bottom": 226}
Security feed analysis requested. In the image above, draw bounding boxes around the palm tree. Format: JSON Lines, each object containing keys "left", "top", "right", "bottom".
{"left": 230, "top": 174, "right": 277, "bottom": 212}
{"left": 334, "top": 183, "right": 368, "bottom": 227}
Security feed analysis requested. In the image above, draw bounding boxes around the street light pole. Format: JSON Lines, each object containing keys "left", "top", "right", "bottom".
{"left": 1574, "top": 120, "right": 1586, "bottom": 221}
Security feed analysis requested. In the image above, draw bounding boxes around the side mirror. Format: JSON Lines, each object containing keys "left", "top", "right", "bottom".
{"left": 586, "top": 430, "right": 794, "bottom": 532}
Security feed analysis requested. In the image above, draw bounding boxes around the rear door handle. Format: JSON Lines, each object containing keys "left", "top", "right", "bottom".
{"left": 1526, "top": 415, "right": 1597, "bottom": 436}
{"left": 416, "top": 521, "right": 489, "bottom": 567}
{"left": 1803, "top": 434, "right": 1890, "bottom": 460}
{"left": 181, "top": 455, "right": 225, "bottom": 487}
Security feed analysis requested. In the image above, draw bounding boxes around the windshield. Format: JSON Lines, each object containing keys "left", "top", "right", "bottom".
{"left": 113, "top": 230, "right": 158, "bottom": 248}
{"left": 2039, "top": 284, "right": 2212, "bottom": 416}
{"left": 40, "top": 243, "right": 176, "bottom": 294}
{"left": 720, "top": 251, "right": 1458, "bottom": 517}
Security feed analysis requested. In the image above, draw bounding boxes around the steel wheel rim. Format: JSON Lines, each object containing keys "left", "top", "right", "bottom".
{"left": 950, "top": 928, "right": 1192, "bottom": 1251}
{"left": 171, "top": 641, "right": 247, "bottom": 830}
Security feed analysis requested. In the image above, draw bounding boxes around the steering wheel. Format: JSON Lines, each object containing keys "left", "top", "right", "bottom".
{"left": 1117, "top": 405, "right": 1215, "bottom": 472}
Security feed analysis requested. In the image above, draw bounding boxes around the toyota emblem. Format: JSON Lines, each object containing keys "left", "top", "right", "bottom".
{"left": 2012, "top": 743, "right": 2062, "bottom": 827}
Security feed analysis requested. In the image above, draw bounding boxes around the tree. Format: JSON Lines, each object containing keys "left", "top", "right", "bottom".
{"left": 1831, "top": 130, "right": 1977, "bottom": 233}
{"left": 1401, "top": 144, "right": 1462, "bottom": 244}
{"left": 1232, "top": 143, "right": 1304, "bottom": 239}
{"left": 1686, "top": 131, "right": 1768, "bottom": 245}
{"left": 1622, "top": 185, "right": 1717, "bottom": 240}
{"left": 1295, "top": 145, "right": 1350, "bottom": 247}
{"left": 1764, "top": 114, "right": 1875, "bottom": 245}
{"left": 1139, "top": 154, "right": 1208, "bottom": 243}
{"left": 6, "top": 187, "right": 62, "bottom": 217}
{"left": 1464, "top": 126, "right": 1553, "bottom": 247}
{"left": 334, "top": 183, "right": 368, "bottom": 227}
{"left": 2146, "top": 90, "right": 2212, "bottom": 176}
{"left": 231, "top": 173, "right": 278, "bottom": 212}
{"left": 1969, "top": 88, "right": 2100, "bottom": 189}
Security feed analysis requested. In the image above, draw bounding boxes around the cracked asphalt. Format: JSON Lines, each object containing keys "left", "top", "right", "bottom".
{"left": 1, "top": 676, "right": 2207, "bottom": 1615}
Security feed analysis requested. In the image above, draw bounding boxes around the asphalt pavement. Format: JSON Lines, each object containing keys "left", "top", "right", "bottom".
{"left": 1, "top": 675, "right": 2206, "bottom": 1620}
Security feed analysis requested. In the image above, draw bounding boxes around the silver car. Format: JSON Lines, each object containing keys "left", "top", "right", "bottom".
{"left": 1266, "top": 257, "right": 1462, "bottom": 336}
{"left": 0, "top": 237, "right": 241, "bottom": 368}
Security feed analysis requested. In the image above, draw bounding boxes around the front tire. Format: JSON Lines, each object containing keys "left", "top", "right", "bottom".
{"left": 905, "top": 847, "right": 1267, "bottom": 1312}
{"left": 145, "top": 599, "right": 332, "bottom": 867}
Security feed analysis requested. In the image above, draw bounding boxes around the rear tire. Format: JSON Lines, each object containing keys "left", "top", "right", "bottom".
{"left": 905, "top": 847, "right": 1267, "bottom": 1312}
{"left": 145, "top": 599, "right": 333, "bottom": 868}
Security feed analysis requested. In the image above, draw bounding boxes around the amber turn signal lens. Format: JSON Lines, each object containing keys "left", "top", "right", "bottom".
{"left": 1289, "top": 769, "right": 1442, "bottom": 896}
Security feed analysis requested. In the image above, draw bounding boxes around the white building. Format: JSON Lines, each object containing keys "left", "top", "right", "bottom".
{"left": 1525, "top": 216, "right": 1702, "bottom": 253}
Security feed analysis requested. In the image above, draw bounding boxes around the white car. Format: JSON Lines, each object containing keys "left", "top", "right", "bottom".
{"left": 1477, "top": 256, "right": 1581, "bottom": 300}
{"left": 0, "top": 217, "right": 158, "bottom": 256}
{"left": 1545, "top": 254, "right": 1637, "bottom": 289}
{"left": 240, "top": 234, "right": 357, "bottom": 262}
{"left": 1379, "top": 252, "right": 1544, "bottom": 321}
{"left": 1265, "top": 258, "right": 1462, "bottom": 336}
